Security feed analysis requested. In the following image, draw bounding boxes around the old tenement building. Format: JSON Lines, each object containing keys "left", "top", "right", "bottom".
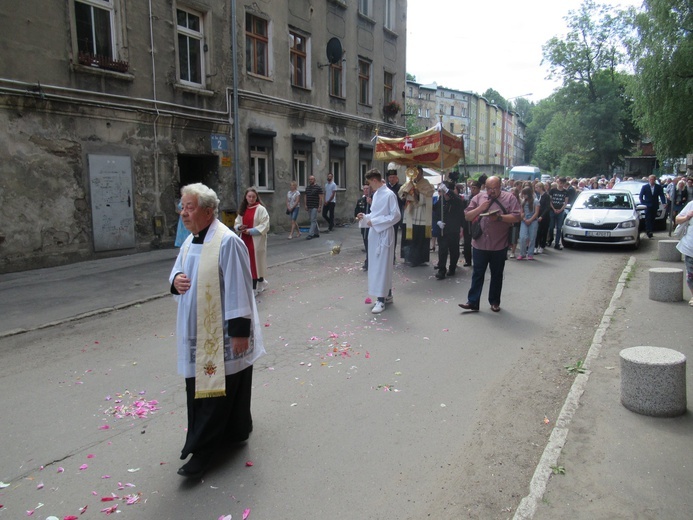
{"left": 0, "top": 0, "right": 406, "bottom": 272}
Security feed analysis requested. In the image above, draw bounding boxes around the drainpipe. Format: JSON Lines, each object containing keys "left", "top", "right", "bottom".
{"left": 231, "top": 0, "right": 241, "bottom": 209}
{"left": 149, "top": 0, "right": 161, "bottom": 214}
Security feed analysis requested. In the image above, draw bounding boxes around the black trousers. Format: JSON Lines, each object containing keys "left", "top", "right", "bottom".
{"left": 401, "top": 225, "right": 430, "bottom": 265}
{"left": 181, "top": 365, "right": 254, "bottom": 460}
{"left": 437, "top": 230, "right": 460, "bottom": 273}
{"left": 322, "top": 202, "right": 335, "bottom": 230}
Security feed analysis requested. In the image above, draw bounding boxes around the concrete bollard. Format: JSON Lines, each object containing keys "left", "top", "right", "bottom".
{"left": 658, "top": 240, "right": 682, "bottom": 262}
{"left": 620, "top": 346, "right": 687, "bottom": 417}
{"left": 648, "top": 267, "right": 683, "bottom": 302}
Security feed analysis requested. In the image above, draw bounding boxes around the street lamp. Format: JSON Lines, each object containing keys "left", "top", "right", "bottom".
{"left": 501, "top": 93, "right": 532, "bottom": 170}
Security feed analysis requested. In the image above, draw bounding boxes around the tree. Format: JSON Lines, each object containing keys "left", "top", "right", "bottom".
{"left": 482, "top": 88, "right": 507, "bottom": 110}
{"left": 626, "top": 0, "right": 693, "bottom": 159}
{"left": 536, "top": 0, "right": 639, "bottom": 174}
{"left": 406, "top": 72, "right": 417, "bottom": 81}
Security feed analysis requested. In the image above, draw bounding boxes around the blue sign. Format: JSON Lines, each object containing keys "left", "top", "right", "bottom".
{"left": 211, "top": 134, "right": 228, "bottom": 152}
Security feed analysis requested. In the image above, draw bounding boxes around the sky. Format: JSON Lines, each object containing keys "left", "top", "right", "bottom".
{"left": 406, "top": 0, "right": 643, "bottom": 103}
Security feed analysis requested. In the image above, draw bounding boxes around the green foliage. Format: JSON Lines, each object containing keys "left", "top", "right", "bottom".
{"left": 482, "top": 88, "right": 508, "bottom": 110}
{"left": 551, "top": 465, "right": 566, "bottom": 475}
{"left": 406, "top": 72, "right": 417, "bottom": 81}
{"left": 404, "top": 101, "right": 426, "bottom": 135}
{"left": 531, "top": 1, "right": 640, "bottom": 175}
{"left": 626, "top": 0, "right": 693, "bottom": 159}
{"left": 565, "top": 360, "right": 586, "bottom": 374}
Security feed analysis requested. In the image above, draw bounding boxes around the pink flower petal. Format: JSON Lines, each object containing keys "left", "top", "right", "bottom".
{"left": 98, "top": 425, "right": 110, "bottom": 430}
{"left": 36, "top": 482, "right": 44, "bottom": 490}
{"left": 79, "top": 464, "right": 88, "bottom": 471}
{"left": 245, "top": 461, "right": 253, "bottom": 467}
{"left": 364, "top": 298, "right": 372, "bottom": 304}
{"left": 243, "top": 508, "right": 251, "bottom": 520}
{"left": 57, "top": 467, "right": 64, "bottom": 473}
{"left": 87, "top": 454, "right": 95, "bottom": 459}
{"left": 219, "top": 516, "right": 232, "bottom": 520}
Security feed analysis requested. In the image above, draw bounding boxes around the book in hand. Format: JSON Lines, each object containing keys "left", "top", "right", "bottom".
{"left": 480, "top": 209, "right": 500, "bottom": 217}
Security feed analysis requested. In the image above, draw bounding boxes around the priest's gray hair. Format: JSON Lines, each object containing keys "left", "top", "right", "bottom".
{"left": 181, "top": 183, "right": 220, "bottom": 217}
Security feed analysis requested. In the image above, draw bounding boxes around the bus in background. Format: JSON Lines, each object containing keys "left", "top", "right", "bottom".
{"left": 509, "top": 166, "right": 541, "bottom": 182}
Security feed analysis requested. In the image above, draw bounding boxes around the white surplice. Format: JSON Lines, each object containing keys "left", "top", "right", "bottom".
{"left": 363, "top": 184, "right": 401, "bottom": 298}
{"left": 169, "top": 219, "right": 265, "bottom": 378}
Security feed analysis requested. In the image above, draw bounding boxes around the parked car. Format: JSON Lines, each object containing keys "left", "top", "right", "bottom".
{"left": 562, "top": 189, "right": 641, "bottom": 249}
{"left": 613, "top": 180, "right": 667, "bottom": 229}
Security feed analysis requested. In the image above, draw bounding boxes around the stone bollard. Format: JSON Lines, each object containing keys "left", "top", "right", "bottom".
{"left": 648, "top": 267, "right": 683, "bottom": 302}
{"left": 658, "top": 240, "right": 682, "bottom": 262}
{"left": 620, "top": 346, "right": 687, "bottom": 417}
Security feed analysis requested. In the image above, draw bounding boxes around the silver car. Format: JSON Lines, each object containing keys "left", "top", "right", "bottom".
{"left": 562, "top": 189, "right": 641, "bottom": 249}
{"left": 613, "top": 180, "right": 668, "bottom": 229}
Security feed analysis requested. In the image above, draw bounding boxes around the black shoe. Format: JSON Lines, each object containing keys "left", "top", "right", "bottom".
{"left": 647, "top": 232, "right": 653, "bottom": 238}
{"left": 458, "top": 302, "right": 479, "bottom": 311}
{"left": 463, "top": 263, "right": 472, "bottom": 267}
{"left": 435, "top": 271, "right": 446, "bottom": 280}
{"left": 447, "top": 269, "right": 456, "bottom": 276}
{"left": 177, "top": 454, "right": 210, "bottom": 479}
{"left": 306, "top": 235, "right": 314, "bottom": 240}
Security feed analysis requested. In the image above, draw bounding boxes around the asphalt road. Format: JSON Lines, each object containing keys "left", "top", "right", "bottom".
{"left": 0, "top": 227, "right": 646, "bottom": 519}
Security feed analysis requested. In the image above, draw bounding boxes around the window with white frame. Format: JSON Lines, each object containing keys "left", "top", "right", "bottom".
{"left": 75, "top": 0, "right": 116, "bottom": 61}
{"left": 450, "top": 105, "right": 455, "bottom": 116}
{"left": 359, "top": 146, "right": 372, "bottom": 186}
{"left": 294, "top": 150, "right": 309, "bottom": 188}
{"left": 360, "top": 161, "right": 370, "bottom": 186}
{"left": 358, "top": 59, "right": 371, "bottom": 106}
{"left": 289, "top": 30, "right": 308, "bottom": 88}
{"left": 246, "top": 13, "right": 268, "bottom": 77}
{"left": 358, "top": 0, "right": 372, "bottom": 17}
{"left": 176, "top": 7, "right": 204, "bottom": 85}
{"left": 384, "top": 0, "right": 396, "bottom": 30}
{"left": 330, "top": 143, "right": 347, "bottom": 188}
{"left": 384, "top": 71, "right": 393, "bottom": 103}
{"left": 250, "top": 145, "right": 271, "bottom": 189}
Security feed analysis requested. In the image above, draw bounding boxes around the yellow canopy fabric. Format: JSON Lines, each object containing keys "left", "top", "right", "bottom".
{"left": 374, "top": 124, "right": 464, "bottom": 169}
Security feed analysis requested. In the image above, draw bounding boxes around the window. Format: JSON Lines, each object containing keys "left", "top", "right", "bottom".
{"left": 177, "top": 7, "right": 204, "bottom": 85}
{"left": 330, "top": 141, "right": 348, "bottom": 188}
{"left": 383, "top": 71, "right": 394, "bottom": 104}
{"left": 250, "top": 145, "right": 270, "bottom": 189}
{"left": 450, "top": 123, "right": 454, "bottom": 133}
{"left": 384, "top": 0, "right": 395, "bottom": 30}
{"left": 294, "top": 151, "right": 309, "bottom": 188}
{"left": 289, "top": 30, "right": 307, "bottom": 88}
{"left": 360, "top": 161, "right": 369, "bottom": 186}
{"left": 450, "top": 106, "right": 455, "bottom": 116}
{"left": 358, "top": 0, "right": 372, "bottom": 17}
{"left": 408, "top": 86, "right": 413, "bottom": 97}
{"left": 293, "top": 136, "right": 314, "bottom": 188}
{"left": 246, "top": 13, "right": 268, "bottom": 77}
{"left": 359, "top": 145, "right": 372, "bottom": 186}
{"left": 75, "top": 0, "right": 115, "bottom": 59}
{"left": 358, "top": 59, "right": 371, "bottom": 106}
{"left": 329, "top": 60, "right": 344, "bottom": 98}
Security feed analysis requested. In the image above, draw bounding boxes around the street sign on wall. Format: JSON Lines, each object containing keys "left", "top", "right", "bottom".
{"left": 211, "top": 134, "right": 228, "bottom": 152}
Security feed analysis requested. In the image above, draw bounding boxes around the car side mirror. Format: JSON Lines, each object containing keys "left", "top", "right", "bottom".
{"left": 636, "top": 204, "right": 646, "bottom": 211}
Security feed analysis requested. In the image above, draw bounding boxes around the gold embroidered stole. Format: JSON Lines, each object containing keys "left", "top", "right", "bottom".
{"left": 194, "top": 226, "right": 226, "bottom": 398}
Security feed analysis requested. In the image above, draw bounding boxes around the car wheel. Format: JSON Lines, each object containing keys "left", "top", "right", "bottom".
{"left": 630, "top": 233, "right": 641, "bottom": 250}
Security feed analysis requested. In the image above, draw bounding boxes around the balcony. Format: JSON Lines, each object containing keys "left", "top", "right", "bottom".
{"left": 78, "top": 52, "right": 129, "bottom": 74}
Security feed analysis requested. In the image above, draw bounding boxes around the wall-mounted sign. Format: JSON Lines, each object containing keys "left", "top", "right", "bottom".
{"left": 221, "top": 156, "right": 232, "bottom": 167}
{"left": 211, "top": 134, "right": 228, "bottom": 152}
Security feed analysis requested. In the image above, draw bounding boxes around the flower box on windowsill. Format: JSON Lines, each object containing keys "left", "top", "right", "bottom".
{"left": 383, "top": 101, "right": 401, "bottom": 117}
{"left": 78, "top": 52, "right": 129, "bottom": 74}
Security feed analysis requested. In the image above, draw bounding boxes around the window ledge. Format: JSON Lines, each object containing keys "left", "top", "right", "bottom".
{"left": 71, "top": 63, "right": 134, "bottom": 81}
{"left": 247, "top": 71, "right": 272, "bottom": 81}
{"left": 384, "top": 27, "right": 398, "bottom": 38}
{"left": 257, "top": 189, "right": 274, "bottom": 194}
{"left": 327, "top": 0, "right": 347, "bottom": 9}
{"left": 291, "top": 84, "right": 312, "bottom": 93}
{"left": 173, "top": 83, "right": 215, "bottom": 97}
{"left": 357, "top": 12, "right": 376, "bottom": 25}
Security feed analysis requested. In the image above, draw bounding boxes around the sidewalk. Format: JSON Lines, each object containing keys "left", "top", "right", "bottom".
{"left": 0, "top": 223, "right": 363, "bottom": 337}
{"left": 522, "top": 241, "right": 692, "bottom": 519}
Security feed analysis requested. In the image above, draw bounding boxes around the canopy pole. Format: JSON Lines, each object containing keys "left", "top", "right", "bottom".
{"left": 438, "top": 115, "right": 444, "bottom": 237}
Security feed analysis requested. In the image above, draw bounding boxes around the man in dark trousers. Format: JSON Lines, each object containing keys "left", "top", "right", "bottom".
{"left": 434, "top": 180, "right": 463, "bottom": 279}
{"left": 639, "top": 175, "right": 666, "bottom": 238}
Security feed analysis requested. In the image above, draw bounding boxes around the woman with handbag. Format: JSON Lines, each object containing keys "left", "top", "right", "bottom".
{"left": 675, "top": 199, "right": 693, "bottom": 306}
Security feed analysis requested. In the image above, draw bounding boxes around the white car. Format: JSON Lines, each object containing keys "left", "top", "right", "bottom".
{"left": 562, "top": 189, "right": 641, "bottom": 249}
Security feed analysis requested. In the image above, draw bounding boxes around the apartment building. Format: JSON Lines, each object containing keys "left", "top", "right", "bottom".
{"left": 405, "top": 80, "right": 526, "bottom": 178}
{"left": 0, "top": 0, "right": 406, "bottom": 272}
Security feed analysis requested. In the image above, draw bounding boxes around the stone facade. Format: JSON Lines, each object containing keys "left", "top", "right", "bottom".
{"left": 0, "top": 0, "right": 406, "bottom": 272}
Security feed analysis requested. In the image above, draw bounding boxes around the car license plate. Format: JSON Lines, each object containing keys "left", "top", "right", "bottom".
{"left": 586, "top": 231, "right": 611, "bottom": 237}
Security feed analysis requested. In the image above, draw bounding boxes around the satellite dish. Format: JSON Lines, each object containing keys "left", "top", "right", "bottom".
{"left": 326, "top": 38, "right": 343, "bottom": 64}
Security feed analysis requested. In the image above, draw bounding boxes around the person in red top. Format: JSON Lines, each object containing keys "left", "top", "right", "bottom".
{"left": 234, "top": 188, "right": 270, "bottom": 294}
{"left": 459, "top": 176, "right": 521, "bottom": 312}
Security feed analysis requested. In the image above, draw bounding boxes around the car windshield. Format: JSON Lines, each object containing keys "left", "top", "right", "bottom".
{"left": 573, "top": 192, "right": 632, "bottom": 210}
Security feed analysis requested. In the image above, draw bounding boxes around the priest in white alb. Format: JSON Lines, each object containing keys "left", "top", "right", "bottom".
{"left": 357, "top": 169, "right": 401, "bottom": 314}
{"left": 169, "top": 183, "right": 265, "bottom": 478}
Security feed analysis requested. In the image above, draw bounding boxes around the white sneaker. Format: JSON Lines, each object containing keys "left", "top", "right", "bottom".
{"left": 533, "top": 248, "right": 539, "bottom": 254}
{"left": 537, "top": 247, "right": 544, "bottom": 254}
{"left": 509, "top": 253, "right": 515, "bottom": 259}
{"left": 257, "top": 279, "right": 269, "bottom": 293}
{"left": 371, "top": 301, "right": 385, "bottom": 314}
{"left": 384, "top": 295, "right": 393, "bottom": 304}
{"left": 689, "top": 297, "right": 693, "bottom": 307}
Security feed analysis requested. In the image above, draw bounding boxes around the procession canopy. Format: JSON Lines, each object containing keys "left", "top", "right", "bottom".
{"left": 374, "top": 123, "right": 464, "bottom": 169}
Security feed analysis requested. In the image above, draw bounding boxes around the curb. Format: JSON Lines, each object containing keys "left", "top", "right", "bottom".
{"left": 513, "top": 255, "right": 637, "bottom": 519}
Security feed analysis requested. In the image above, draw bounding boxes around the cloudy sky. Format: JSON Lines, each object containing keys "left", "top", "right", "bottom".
{"left": 406, "top": 0, "right": 643, "bottom": 102}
